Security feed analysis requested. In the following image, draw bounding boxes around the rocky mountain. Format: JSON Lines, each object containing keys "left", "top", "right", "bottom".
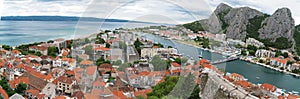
{"left": 183, "top": 3, "right": 296, "bottom": 49}
{"left": 258, "top": 8, "right": 295, "bottom": 42}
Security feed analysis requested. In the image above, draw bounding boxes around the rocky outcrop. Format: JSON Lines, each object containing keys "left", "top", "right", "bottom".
{"left": 224, "top": 7, "right": 263, "bottom": 40}
{"left": 202, "top": 3, "right": 232, "bottom": 33}
{"left": 183, "top": 3, "right": 296, "bottom": 49}
{"left": 258, "top": 8, "right": 295, "bottom": 42}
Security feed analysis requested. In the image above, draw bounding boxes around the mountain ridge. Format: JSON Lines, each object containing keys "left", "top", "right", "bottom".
{"left": 183, "top": 3, "right": 296, "bottom": 50}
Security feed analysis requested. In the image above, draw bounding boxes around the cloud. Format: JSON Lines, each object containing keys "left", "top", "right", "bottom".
{"left": 1, "top": 0, "right": 300, "bottom": 24}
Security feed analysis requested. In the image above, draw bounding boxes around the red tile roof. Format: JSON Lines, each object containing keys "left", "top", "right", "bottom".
{"left": 86, "top": 66, "right": 97, "bottom": 75}
{"left": 9, "top": 77, "right": 29, "bottom": 89}
{"left": 80, "top": 60, "right": 93, "bottom": 65}
{"left": 261, "top": 83, "right": 276, "bottom": 92}
{"left": 171, "top": 62, "right": 180, "bottom": 67}
{"left": 57, "top": 76, "right": 76, "bottom": 84}
{"left": 0, "top": 87, "right": 8, "bottom": 99}
{"left": 26, "top": 89, "right": 40, "bottom": 96}
{"left": 234, "top": 80, "right": 253, "bottom": 89}
{"left": 288, "top": 94, "right": 300, "bottom": 99}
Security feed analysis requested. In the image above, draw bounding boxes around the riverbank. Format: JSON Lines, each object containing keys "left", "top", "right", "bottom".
{"left": 240, "top": 57, "right": 300, "bottom": 77}
{"left": 173, "top": 38, "right": 300, "bottom": 78}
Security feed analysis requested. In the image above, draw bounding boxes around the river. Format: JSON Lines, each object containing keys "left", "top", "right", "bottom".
{"left": 136, "top": 32, "right": 300, "bottom": 93}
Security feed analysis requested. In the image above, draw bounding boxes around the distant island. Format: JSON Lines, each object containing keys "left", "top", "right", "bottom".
{"left": 0, "top": 16, "right": 150, "bottom": 23}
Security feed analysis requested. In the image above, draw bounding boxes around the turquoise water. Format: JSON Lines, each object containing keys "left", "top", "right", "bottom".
{"left": 0, "top": 21, "right": 161, "bottom": 46}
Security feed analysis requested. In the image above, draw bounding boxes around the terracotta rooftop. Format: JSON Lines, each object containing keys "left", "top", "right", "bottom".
{"left": 9, "top": 77, "right": 29, "bottom": 89}
{"left": 171, "top": 62, "right": 180, "bottom": 67}
{"left": 57, "top": 76, "right": 76, "bottom": 84}
{"left": 261, "top": 83, "right": 276, "bottom": 92}
{"left": 80, "top": 60, "right": 93, "bottom": 65}
{"left": 0, "top": 87, "right": 8, "bottom": 99}
{"left": 86, "top": 66, "right": 97, "bottom": 75}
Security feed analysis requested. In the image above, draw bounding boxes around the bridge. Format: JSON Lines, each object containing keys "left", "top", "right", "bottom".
{"left": 211, "top": 56, "right": 240, "bottom": 65}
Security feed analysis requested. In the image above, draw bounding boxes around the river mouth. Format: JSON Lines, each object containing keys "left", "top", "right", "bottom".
{"left": 135, "top": 32, "right": 300, "bottom": 93}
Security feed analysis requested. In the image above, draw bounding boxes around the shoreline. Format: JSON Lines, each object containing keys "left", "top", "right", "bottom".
{"left": 163, "top": 35, "right": 300, "bottom": 78}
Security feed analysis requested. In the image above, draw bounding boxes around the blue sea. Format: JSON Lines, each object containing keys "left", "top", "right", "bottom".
{"left": 0, "top": 21, "right": 162, "bottom": 46}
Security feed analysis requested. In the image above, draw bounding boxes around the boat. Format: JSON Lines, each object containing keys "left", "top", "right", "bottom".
{"left": 256, "top": 77, "right": 260, "bottom": 79}
{"left": 292, "top": 91, "right": 299, "bottom": 94}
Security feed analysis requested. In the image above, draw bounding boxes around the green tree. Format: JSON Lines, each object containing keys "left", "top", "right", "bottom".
{"left": 118, "top": 63, "right": 131, "bottom": 71}
{"left": 96, "top": 57, "right": 110, "bottom": 66}
{"left": 241, "top": 49, "right": 247, "bottom": 56}
{"left": 150, "top": 55, "right": 167, "bottom": 71}
{"left": 188, "top": 85, "right": 201, "bottom": 99}
{"left": 283, "top": 52, "right": 289, "bottom": 58}
{"left": 15, "top": 83, "right": 27, "bottom": 94}
{"left": 48, "top": 46, "right": 58, "bottom": 57}
{"left": 2, "top": 45, "right": 12, "bottom": 50}
{"left": 105, "top": 43, "right": 111, "bottom": 48}
{"left": 134, "top": 38, "right": 144, "bottom": 55}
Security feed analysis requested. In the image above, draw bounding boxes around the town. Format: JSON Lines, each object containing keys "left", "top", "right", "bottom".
{"left": 0, "top": 25, "right": 299, "bottom": 99}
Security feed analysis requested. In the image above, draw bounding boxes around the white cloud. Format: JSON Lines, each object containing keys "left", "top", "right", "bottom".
{"left": 1, "top": 0, "right": 300, "bottom": 24}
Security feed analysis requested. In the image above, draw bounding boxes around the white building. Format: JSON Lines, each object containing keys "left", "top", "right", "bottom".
{"left": 246, "top": 38, "right": 264, "bottom": 48}
{"left": 215, "top": 34, "right": 226, "bottom": 41}
{"left": 255, "top": 49, "right": 275, "bottom": 58}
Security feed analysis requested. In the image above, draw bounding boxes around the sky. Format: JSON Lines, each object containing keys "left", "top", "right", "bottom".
{"left": 1, "top": 0, "right": 300, "bottom": 24}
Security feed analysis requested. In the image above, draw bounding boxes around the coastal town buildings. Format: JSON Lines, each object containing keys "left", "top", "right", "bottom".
{"left": 255, "top": 49, "right": 276, "bottom": 58}
{"left": 246, "top": 38, "right": 265, "bottom": 48}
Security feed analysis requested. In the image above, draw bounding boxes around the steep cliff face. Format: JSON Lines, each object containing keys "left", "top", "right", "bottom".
{"left": 224, "top": 7, "right": 263, "bottom": 40}
{"left": 258, "top": 8, "right": 295, "bottom": 42}
{"left": 202, "top": 3, "right": 232, "bottom": 33}
{"left": 183, "top": 3, "right": 296, "bottom": 49}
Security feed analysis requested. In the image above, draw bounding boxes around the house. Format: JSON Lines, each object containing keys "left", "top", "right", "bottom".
{"left": 80, "top": 66, "right": 98, "bottom": 93}
{"left": 140, "top": 48, "right": 178, "bottom": 59}
{"left": 99, "top": 63, "right": 112, "bottom": 76}
{"left": 25, "top": 89, "right": 46, "bottom": 99}
{"left": 170, "top": 62, "right": 180, "bottom": 70}
{"left": 246, "top": 38, "right": 264, "bottom": 48}
{"left": 270, "top": 58, "right": 287, "bottom": 67}
{"left": 29, "top": 45, "right": 48, "bottom": 55}
{"left": 79, "top": 60, "right": 94, "bottom": 67}
{"left": 41, "top": 83, "right": 56, "bottom": 99}
{"left": 287, "top": 63, "right": 300, "bottom": 71}
{"left": 9, "top": 93, "right": 24, "bottom": 99}
{"left": 21, "top": 72, "right": 48, "bottom": 91}
{"left": 84, "top": 79, "right": 115, "bottom": 99}
{"left": 229, "top": 73, "right": 244, "bottom": 81}
{"left": 233, "top": 80, "right": 253, "bottom": 89}
{"left": 56, "top": 76, "right": 77, "bottom": 95}
{"left": 94, "top": 46, "right": 110, "bottom": 60}
{"left": 110, "top": 48, "right": 123, "bottom": 62}
{"left": 255, "top": 49, "right": 275, "bottom": 58}
{"left": 9, "top": 77, "right": 29, "bottom": 89}
{"left": 127, "top": 46, "right": 139, "bottom": 63}
{"left": 260, "top": 83, "right": 277, "bottom": 92}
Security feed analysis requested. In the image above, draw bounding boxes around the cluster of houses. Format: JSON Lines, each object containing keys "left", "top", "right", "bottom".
{"left": 0, "top": 30, "right": 203, "bottom": 99}
{"left": 199, "top": 59, "right": 300, "bottom": 99}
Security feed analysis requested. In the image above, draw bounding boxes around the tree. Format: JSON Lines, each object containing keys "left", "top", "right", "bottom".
{"left": 134, "top": 38, "right": 144, "bottom": 55}
{"left": 96, "top": 57, "right": 110, "bottom": 66}
{"left": 241, "top": 49, "right": 247, "bottom": 56}
{"left": 283, "top": 52, "right": 289, "bottom": 58}
{"left": 15, "top": 83, "right": 27, "bottom": 94}
{"left": 150, "top": 55, "right": 167, "bottom": 71}
{"left": 147, "top": 76, "right": 179, "bottom": 98}
{"left": 95, "top": 38, "right": 105, "bottom": 44}
{"left": 168, "top": 46, "right": 173, "bottom": 48}
{"left": 85, "top": 38, "right": 91, "bottom": 44}
{"left": 188, "top": 85, "right": 200, "bottom": 99}
{"left": 136, "top": 95, "right": 146, "bottom": 99}
{"left": 259, "top": 59, "right": 264, "bottom": 63}
{"left": 48, "top": 46, "right": 58, "bottom": 57}
{"left": 2, "top": 45, "right": 12, "bottom": 50}
{"left": 118, "top": 63, "right": 131, "bottom": 71}
{"left": 105, "top": 43, "right": 111, "bottom": 48}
